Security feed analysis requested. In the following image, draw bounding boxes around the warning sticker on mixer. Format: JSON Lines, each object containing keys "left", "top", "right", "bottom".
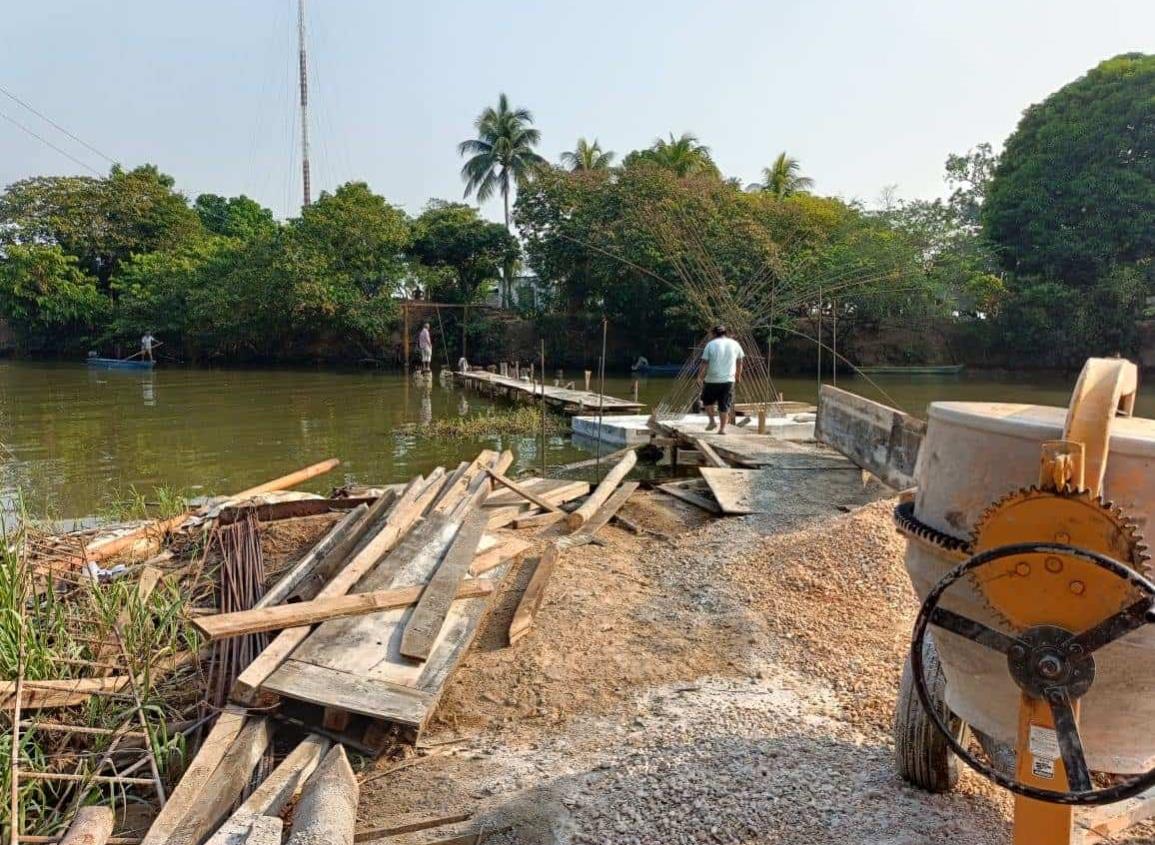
{"left": 1029, "top": 725, "right": 1061, "bottom": 761}
{"left": 1032, "top": 757, "right": 1056, "bottom": 779}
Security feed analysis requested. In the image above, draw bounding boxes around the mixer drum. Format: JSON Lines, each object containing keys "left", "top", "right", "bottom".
{"left": 909, "top": 401, "right": 1155, "bottom": 773}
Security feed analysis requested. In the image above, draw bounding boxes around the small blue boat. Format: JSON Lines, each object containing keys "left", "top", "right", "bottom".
{"left": 86, "top": 356, "right": 155, "bottom": 371}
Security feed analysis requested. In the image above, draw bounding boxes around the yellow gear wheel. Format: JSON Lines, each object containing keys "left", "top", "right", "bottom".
{"left": 970, "top": 487, "right": 1148, "bottom": 632}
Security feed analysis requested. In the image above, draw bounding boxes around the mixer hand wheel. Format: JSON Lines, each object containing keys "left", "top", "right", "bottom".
{"left": 911, "top": 541, "right": 1155, "bottom": 806}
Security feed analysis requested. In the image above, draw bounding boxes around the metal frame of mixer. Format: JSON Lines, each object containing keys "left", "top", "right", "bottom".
{"left": 893, "top": 359, "right": 1155, "bottom": 844}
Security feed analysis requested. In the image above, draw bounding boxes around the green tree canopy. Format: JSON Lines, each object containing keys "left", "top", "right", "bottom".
{"left": 410, "top": 201, "right": 519, "bottom": 302}
{"left": 983, "top": 54, "right": 1155, "bottom": 284}
{"left": 457, "top": 93, "right": 546, "bottom": 227}
{"left": 0, "top": 244, "right": 108, "bottom": 351}
{"left": 194, "top": 193, "right": 278, "bottom": 240}
{"left": 0, "top": 165, "right": 202, "bottom": 288}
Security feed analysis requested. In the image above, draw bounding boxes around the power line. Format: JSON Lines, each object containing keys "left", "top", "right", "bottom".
{"left": 0, "top": 108, "right": 102, "bottom": 175}
{"left": 0, "top": 84, "right": 117, "bottom": 165}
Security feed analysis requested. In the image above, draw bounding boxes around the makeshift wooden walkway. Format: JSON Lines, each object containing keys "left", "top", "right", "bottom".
{"left": 455, "top": 371, "right": 644, "bottom": 415}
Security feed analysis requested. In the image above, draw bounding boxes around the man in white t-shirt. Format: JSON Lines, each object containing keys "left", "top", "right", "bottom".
{"left": 696, "top": 324, "right": 745, "bottom": 434}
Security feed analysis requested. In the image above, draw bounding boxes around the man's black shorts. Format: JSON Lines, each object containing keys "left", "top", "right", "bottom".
{"left": 700, "top": 381, "right": 734, "bottom": 412}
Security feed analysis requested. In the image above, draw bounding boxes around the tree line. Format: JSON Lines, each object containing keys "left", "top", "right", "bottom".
{"left": 2, "top": 52, "right": 1152, "bottom": 368}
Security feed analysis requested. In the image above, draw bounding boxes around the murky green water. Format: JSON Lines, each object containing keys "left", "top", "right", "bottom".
{"left": 2, "top": 361, "right": 1152, "bottom": 520}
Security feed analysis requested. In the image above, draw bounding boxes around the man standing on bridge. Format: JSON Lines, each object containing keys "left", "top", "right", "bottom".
{"left": 417, "top": 321, "right": 433, "bottom": 374}
{"left": 696, "top": 324, "right": 744, "bottom": 434}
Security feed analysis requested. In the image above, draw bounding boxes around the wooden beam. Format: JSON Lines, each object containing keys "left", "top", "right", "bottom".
{"left": 509, "top": 544, "right": 560, "bottom": 645}
{"left": 242, "top": 816, "right": 283, "bottom": 845}
{"left": 231, "top": 470, "right": 445, "bottom": 706}
{"left": 205, "top": 733, "right": 330, "bottom": 845}
{"left": 656, "top": 483, "right": 721, "bottom": 515}
{"left": 256, "top": 504, "right": 368, "bottom": 608}
{"left": 286, "top": 745, "right": 359, "bottom": 845}
{"left": 59, "top": 806, "right": 115, "bottom": 845}
{"left": 166, "top": 718, "right": 275, "bottom": 845}
{"left": 401, "top": 508, "right": 488, "bottom": 661}
{"left": 354, "top": 811, "right": 472, "bottom": 842}
{"left": 469, "top": 538, "right": 531, "bottom": 576}
{"left": 510, "top": 511, "right": 566, "bottom": 530}
{"left": 484, "top": 470, "right": 561, "bottom": 513}
{"left": 290, "top": 491, "right": 399, "bottom": 603}
{"left": 814, "top": 384, "right": 923, "bottom": 489}
{"left": 691, "top": 437, "right": 728, "bottom": 468}
{"left": 566, "top": 450, "right": 638, "bottom": 529}
{"left": 194, "top": 580, "right": 497, "bottom": 641}
{"left": 141, "top": 708, "right": 249, "bottom": 844}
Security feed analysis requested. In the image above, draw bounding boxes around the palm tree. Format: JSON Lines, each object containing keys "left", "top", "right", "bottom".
{"left": 560, "top": 137, "right": 615, "bottom": 171}
{"left": 636, "top": 132, "right": 719, "bottom": 177}
{"left": 457, "top": 93, "right": 546, "bottom": 230}
{"left": 752, "top": 152, "right": 814, "bottom": 199}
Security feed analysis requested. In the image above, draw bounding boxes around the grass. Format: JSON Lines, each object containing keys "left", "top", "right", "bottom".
{"left": 399, "top": 405, "right": 564, "bottom": 440}
{"left": 1, "top": 505, "right": 202, "bottom": 837}
{"left": 98, "top": 485, "right": 190, "bottom": 524}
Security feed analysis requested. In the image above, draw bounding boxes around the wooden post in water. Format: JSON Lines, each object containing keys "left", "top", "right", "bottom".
{"left": 540, "top": 340, "right": 548, "bottom": 479}
{"left": 402, "top": 303, "right": 410, "bottom": 372}
{"left": 584, "top": 370, "right": 591, "bottom": 391}
{"left": 632, "top": 380, "right": 639, "bottom": 402}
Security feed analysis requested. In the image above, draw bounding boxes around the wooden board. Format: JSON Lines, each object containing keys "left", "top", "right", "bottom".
{"left": 262, "top": 509, "right": 516, "bottom": 733}
{"left": 814, "top": 384, "right": 924, "bottom": 489}
{"left": 656, "top": 482, "right": 721, "bottom": 515}
{"left": 455, "top": 370, "right": 644, "bottom": 414}
{"left": 508, "top": 544, "right": 559, "bottom": 645}
{"left": 563, "top": 481, "right": 639, "bottom": 546}
{"left": 699, "top": 466, "right": 891, "bottom": 516}
{"left": 402, "top": 509, "right": 488, "bottom": 661}
{"left": 355, "top": 811, "right": 472, "bottom": 842}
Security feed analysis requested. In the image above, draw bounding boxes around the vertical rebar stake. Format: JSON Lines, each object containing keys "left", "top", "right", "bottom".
{"left": 540, "top": 339, "right": 547, "bottom": 479}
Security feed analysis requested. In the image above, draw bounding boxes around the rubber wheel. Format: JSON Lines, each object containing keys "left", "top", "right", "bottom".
{"left": 894, "top": 634, "right": 963, "bottom": 793}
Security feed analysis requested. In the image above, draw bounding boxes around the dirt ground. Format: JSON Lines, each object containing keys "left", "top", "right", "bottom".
{"left": 341, "top": 491, "right": 1155, "bottom": 844}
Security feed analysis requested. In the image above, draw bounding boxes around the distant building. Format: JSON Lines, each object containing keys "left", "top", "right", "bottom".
{"left": 479, "top": 273, "right": 548, "bottom": 309}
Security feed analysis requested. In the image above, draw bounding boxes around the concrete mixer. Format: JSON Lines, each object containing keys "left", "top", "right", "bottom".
{"left": 892, "top": 358, "right": 1155, "bottom": 844}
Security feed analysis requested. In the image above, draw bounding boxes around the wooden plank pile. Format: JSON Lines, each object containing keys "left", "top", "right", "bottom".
{"left": 130, "top": 447, "right": 629, "bottom": 844}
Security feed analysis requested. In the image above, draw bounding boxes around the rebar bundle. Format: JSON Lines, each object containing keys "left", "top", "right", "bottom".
{"left": 208, "top": 513, "right": 267, "bottom": 710}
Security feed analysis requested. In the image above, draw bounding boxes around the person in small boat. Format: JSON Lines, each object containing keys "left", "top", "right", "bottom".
{"left": 631, "top": 355, "right": 650, "bottom": 371}
{"left": 141, "top": 332, "right": 157, "bottom": 362}
{"left": 696, "top": 324, "right": 744, "bottom": 434}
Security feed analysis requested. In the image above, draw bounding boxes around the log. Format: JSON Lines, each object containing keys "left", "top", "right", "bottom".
{"left": 140, "top": 708, "right": 248, "bottom": 845}
{"left": 86, "top": 459, "right": 342, "bottom": 563}
{"left": 566, "top": 450, "right": 637, "bottom": 529}
{"left": 508, "top": 544, "right": 560, "bottom": 645}
{"left": 194, "top": 580, "right": 496, "bottom": 640}
{"left": 232, "top": 458, "right": 342, "bottom": 499}
{"left": 401, "top": 508, "right": 489, "bottom": 661}
{"left": 243, "top": 816, "right": 283, "bottom": 845}
{"left": 287, "top": 745, "right": 359, "bottom": 845}
{"left": 257, "top": 504, "right": 368, "bottom": 608}
{"left": 232, "top": 470, "right": 445, "bottom": 706}
{"left": 561, "top": 482, "right": 639, "bottom": 548}
{"left": 205, "top": 733, "right": 330, "bottom": 845}
{"left": 484, "top": 470, "right": 560, "bottom": 513}
{"left": 166, "top": 718, "right": 275, "bottom": 845}
{"left": 59, "top": 806, "right": 115, "bottom": 845}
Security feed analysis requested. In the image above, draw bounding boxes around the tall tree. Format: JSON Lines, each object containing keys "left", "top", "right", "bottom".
{"left": 750, "top": 152, "right": 814, "bottom": 199}
{"left": 457, "top": 93, "right": 546, "bottom": 228}
{"left": 983, "top": 53, "right": 1155, "bottom": 284}
{"left": 623, "top": 133, "right": 719, "bottom": 178}
{"left": 411, "top": 201, "right": 519, "bottom": 302}
{"left": 560, "top": 138, "right": 615, "bottom": 171}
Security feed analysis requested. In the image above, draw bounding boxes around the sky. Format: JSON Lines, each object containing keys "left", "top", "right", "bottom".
{"left": 1, "top": 0, "right": 1152, "bottom": 222}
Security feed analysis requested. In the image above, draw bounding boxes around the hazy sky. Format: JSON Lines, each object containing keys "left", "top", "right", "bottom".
{"left": 1, "top": 1, "right": 1151, "bottom": 221}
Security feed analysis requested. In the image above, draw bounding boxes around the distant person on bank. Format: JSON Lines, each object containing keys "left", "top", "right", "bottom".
{"left": 141, "top": 332, "right": 157, "bottom": 362}
{"left": 696, "top": 324, "right": 744, "bottom": 434}
{"left": 417, "top": 322, "right": 433, "bottom": 373}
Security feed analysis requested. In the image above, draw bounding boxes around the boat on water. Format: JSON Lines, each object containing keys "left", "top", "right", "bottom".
{"left": 86, "top": 356, "right": 155, "bottom": 371}
{"left": 857, "top": 363, "right": 964, "bottom": 376}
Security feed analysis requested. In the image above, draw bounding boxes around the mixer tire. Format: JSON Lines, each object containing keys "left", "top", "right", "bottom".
{"left": 895, "top": 635, "right": 962, "bottom": 793}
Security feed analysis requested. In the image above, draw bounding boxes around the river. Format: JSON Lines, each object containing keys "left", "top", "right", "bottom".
{"left": 2, "top": 360, "right": 1152, "bottom": 520}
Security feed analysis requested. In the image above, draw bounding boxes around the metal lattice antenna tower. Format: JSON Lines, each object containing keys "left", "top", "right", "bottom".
{"left": 297, "top": 0, "right": 311, "bottom": 207}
